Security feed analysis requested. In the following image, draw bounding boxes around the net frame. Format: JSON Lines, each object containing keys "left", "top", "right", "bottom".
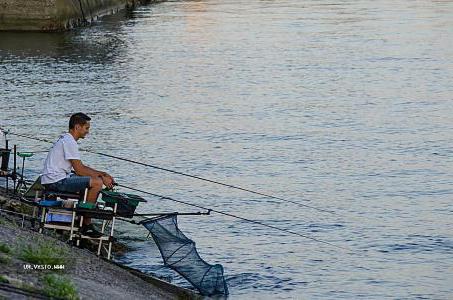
{"left": 142, "top": 214, "right": 229, "bottom": 296}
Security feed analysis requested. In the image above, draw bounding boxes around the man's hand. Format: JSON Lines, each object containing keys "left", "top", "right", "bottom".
{"left": 101, "top": 173, "right": 115, "bottom": 189}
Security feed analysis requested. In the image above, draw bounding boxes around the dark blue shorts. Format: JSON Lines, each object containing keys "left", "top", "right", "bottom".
{"left": 44, "top": 174, "right": 91, "bottom": 193}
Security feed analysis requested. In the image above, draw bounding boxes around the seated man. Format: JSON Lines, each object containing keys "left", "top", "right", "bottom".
{"left": 41, "top": 112, "right": 115, "bottom": 237}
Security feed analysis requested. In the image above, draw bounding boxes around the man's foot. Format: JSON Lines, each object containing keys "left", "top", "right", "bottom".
{"left": 80, "top": 223, "right": 103, "bottom": 238}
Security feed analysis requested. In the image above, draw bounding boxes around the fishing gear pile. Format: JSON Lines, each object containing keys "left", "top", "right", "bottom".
{"left": 141, "top": 215, "right": 229, "bottom": 296}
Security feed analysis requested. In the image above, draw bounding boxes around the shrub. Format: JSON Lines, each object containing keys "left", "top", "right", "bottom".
{"left": 0, "top": 275, "right": 8, "bottom": 283}
{"left": 0, "top": 243, "right": 11, "bottom": 254}
{"left": 18, "top": 238, "right": 69, "bottom": 266}
{"left": 0, "top": 254, "right": 10, "bottom": 264}
{"left": 42, "top": 274, "right": 79, "bottom": 300}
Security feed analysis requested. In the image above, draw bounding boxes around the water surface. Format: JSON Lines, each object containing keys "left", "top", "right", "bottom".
{"left": 1, "top": 1, "right": 453, "bottom": 299}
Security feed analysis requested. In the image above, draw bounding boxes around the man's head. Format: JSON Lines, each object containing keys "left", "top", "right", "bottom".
{"left": 69, "top": 113, "right": 91, "bottom": 139}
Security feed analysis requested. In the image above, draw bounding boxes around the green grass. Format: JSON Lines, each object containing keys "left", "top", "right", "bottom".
{"left": 18, "top": 281, "right": 39, "bottom": 294}
{"left": 0, "top": 242, "right": 11, "bottom": 254}
{"left": 0, "top": 275, "right": 40, "bottom": 295}
{"left": 0, "top": 254, "right": 10, "bottom": 264}
{"left": 18, "top": 238, "right": 69, "bottom": 266}
{"left": 42, "top": 274, "right": 79, "bottom": 300}
{"left": 0, "top": 216, "right": 17, "bottom": 228}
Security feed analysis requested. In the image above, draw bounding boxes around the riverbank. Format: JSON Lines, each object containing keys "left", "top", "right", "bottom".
{"left": 0, "top": 188, "right": 200, "bottom": 299}
{"left": 0, "top": 0, "right": 161, "bottom": 32}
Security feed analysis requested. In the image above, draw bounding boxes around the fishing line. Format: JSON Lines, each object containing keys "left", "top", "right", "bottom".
{"left": 4, "top": 129, "right": 337, "bottom": 215}
{"left": 116, "top": 183, "right": 355, "bottom": 253}
{"left": 1, "top": 129, "right": 388, "bottom": 273}
{"left": 93, "top": 152, "right": 337, "bottom": 215}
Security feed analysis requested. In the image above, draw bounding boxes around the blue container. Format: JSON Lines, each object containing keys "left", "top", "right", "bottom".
{"left": 38, "top": 200, "right": 63, "bottom": 207}
{"left": 46, "top": 213, "right": 73, "bottom": 223}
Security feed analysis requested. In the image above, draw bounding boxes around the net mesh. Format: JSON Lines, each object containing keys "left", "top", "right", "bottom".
{"left": 142, "top": 215, "right": 229, "bottom": 296}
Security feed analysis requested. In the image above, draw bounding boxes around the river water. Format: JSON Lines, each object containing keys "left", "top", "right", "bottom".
{"left": 1, "top": 0, "right": 453, "bottom": 299}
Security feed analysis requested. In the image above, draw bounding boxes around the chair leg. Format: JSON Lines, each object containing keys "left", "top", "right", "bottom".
{"left": 77, "top": 187, "right": 88, "bottom": 235}
{"left": 31, "top": 207, "right": 37, "bottom": 228}
{"left": 76, "top": 213, "right": 84, "bottom": 247}
{"left": 69, "top": 202, "right": 77, "bottom": 242}
{"left": 74, "top": 189, "right": 87, "bottom": 246}
{"left": 38, "top": 207, "right": 46, "bottom": 233}
{"left": 97, "top": 220, "right": 107, "bottom": 256}
{"left": 107, "top": 203, "right": 117, "bottom": 260}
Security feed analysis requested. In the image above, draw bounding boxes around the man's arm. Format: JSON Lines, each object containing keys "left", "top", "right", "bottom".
{"left": 70, "top": 159, "right": 115, "bottom": 188}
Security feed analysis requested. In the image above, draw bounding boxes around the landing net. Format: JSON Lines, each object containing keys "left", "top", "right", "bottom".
{"left": 141, "top": 215, "right": 229, "bottom": 296}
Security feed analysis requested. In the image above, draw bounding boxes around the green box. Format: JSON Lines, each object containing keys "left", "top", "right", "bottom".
{"left": 77, "top": 202, "right": 96, "bottom": 210}
{"left": 100, "top": 190, "right": 146, "bottom": 218}
{"left": 101, "top": 191, "right": 146, "bottom": 206}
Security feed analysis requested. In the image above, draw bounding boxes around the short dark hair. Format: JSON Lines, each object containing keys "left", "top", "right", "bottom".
{"left": 69, "top": 113, "right": 91, "bottom": 129}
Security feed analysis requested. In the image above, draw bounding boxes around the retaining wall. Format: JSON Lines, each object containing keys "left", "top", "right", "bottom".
{"left": 0, "top": 0, "right": 152, "bottom": 31}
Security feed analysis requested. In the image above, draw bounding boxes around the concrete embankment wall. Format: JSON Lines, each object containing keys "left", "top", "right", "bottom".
{"left": 0, "top": 0, "right": 152, "bottom": 31}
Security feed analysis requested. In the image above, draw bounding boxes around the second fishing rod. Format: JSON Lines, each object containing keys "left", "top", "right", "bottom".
{"left": 5, "top": 129, "right": 337, "bottom": 215}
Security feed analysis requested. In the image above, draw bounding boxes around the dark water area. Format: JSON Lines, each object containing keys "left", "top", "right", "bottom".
{"left": 1, "top": 1, "right": 453, "bottom": 299}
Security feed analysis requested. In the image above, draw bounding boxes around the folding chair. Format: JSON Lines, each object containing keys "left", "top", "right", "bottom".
{"left": 38, "top": 185, "right": 88, "bottom": 243}
{"left": 76, "top": 197, "right": 117, "bottom": 259}
{"left": 28, "top": 176, "right": 118, "bottom": 259}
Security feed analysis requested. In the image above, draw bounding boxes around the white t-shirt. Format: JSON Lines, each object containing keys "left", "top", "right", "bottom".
{"left": 41, "top": 133, "right": 81, "bottom": 184}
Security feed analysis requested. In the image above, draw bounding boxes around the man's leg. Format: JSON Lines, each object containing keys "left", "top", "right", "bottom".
{"left": 83, "top": 176, "right": 103, "bottom": 225}
{"left": 87, "top": 176, "right": 103, "bottom": 203}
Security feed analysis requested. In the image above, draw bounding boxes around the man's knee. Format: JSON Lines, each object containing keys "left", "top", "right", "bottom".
{"left": 90, "top": 177, "right": 103, "bottom": 190}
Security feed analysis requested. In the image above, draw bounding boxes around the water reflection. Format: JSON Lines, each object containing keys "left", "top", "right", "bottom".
{"left": 0, "top": 13, "right": 129, "bottom": 63}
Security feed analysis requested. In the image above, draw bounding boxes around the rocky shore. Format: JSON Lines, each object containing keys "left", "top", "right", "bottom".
{"left": 0, "top": 188, "right": 200, "bottom": 299}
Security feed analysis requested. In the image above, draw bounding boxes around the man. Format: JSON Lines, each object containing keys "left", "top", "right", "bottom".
{"left": 41, "top": 112, "right": 115, "bottom": 237}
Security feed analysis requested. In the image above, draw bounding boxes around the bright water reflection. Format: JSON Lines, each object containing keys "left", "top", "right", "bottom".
{"left": 1, "top": 0, "right": 453, "bottom": 299}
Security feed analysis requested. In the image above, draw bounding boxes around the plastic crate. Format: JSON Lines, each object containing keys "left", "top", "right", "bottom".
{"left": 46, "top": 212, "right": 72, "bottom": 223}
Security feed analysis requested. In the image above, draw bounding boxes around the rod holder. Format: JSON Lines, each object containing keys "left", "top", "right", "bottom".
{"left": 13, "top": 145, "right": 17, "bottom": 193}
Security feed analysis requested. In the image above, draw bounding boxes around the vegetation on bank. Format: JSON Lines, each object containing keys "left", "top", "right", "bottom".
{"left": 0, "top": 214, "right": 79, "bottom": 299}
{"left": 19, "top": 237, "right": 70, "bottom": 266}
{"left": 43, "top": 274, "right": 79, "bottom": 300}
{"left": 0, "top": 242, "right": 11, "bottom": 254}
{"left": 0, "top": 191, "right": 193, "bottom": 300}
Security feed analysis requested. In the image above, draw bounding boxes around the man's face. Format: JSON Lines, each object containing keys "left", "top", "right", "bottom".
{"left": 76, "top": 121, "right": 90, "bottom": 139}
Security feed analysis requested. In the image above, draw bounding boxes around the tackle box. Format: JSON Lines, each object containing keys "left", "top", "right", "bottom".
{"left": 100, "top": 190, "right": 146, "bottom": 218}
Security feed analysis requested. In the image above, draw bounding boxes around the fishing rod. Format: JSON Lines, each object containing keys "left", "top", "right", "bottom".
{"left": 117, "top": 211, "right": 211, "bottom": 225}
{"left": 132, "top": 211, "right": 211, "bottom": 217}
{"left": 1, "top": 129, "right": 367, "bottom": 255}
{"left": 94, "top": 152, "right": 337, "bottom": 215}
{"left": 116, "top": 183, "right": 354, "bottom": 253}
{"left": 3, "top": 129, "right": 336, "bottom": 215}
